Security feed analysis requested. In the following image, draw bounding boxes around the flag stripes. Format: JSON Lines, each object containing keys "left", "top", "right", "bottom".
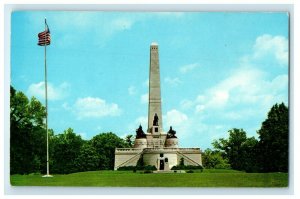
{"left": 38, "top": 22, "right": 51, "bottom": 46}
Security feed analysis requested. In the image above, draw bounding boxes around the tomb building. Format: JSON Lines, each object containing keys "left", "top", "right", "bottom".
{"left": 114, "top": 42, "right": 202, "bottom": 171}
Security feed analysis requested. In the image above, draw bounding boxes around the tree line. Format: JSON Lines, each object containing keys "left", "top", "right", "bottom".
{"left": 202, "top": 102, "right": 288, "bottom": 173}
{"left": 10, "top": 86, "right": 129, "bottom": 174}
{"left": 10, "top": 86, "right": 288, "bottom": 174}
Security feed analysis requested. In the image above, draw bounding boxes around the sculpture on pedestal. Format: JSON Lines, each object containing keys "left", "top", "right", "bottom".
{"left": 136, "top": 124, "right": 146, "bottom": 139}
{"left": 167, "top": 126, "right": 177, "bottom": 138}
{"left": 153, "top": 113, "right": 159, "bottom": 126}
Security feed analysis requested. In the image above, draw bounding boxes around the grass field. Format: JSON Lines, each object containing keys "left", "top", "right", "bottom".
{"left": 10, "top": 169, "right": 288, "bottom": 187}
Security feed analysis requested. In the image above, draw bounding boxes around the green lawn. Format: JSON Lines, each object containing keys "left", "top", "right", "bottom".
{"left": 10, "top": 169, "right": 288, "bottom": 187}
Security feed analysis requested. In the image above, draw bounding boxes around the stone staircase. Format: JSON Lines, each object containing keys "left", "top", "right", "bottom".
{"left": 116, "top": 150, "right": 144, "bottom": 169}
{"left": 176, "top": 151, "right": 202, "bottom": 166}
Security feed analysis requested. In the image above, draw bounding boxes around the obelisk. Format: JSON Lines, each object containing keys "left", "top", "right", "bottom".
{"left": 148, "top": 42, "right": 163, "bottom": 133}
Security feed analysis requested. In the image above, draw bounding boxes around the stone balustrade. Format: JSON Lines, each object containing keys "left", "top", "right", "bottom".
{"left": 115, "top": 147, "right": 201, "bottom": 153}
{"left": 115, "top": 148, "right": 143, "bottom": 153}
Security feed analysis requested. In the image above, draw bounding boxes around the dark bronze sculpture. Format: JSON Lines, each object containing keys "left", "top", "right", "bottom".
{"left": 136, "top": 124, "right": 146, "bottom": 138}
{"left": 167, "top": 126, "right": 177, "bottom": 138}
{"left": 153, "top": 113, "right": 159, "bottom": 126}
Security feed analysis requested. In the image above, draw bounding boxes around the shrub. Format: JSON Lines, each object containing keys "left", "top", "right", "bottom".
{"left": 143, "top": 165, "right": 157, "bottom": 171}
{"left": 117, "top": 166, "right": 136, "bottom": 171}
{"left": 171, "top": 165, "right": 203, "bottom": 172}
{"left": 215, "top": 163, "right": 231, "bottom": 169}
{"left": 118, "top": 165, "right": 157, "bottom": 172}
{"left": 186, "top": 170, "right": 194, "bottom": 173}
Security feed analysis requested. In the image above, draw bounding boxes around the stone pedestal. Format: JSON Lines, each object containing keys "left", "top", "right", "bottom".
{"left": 165, "top": 138, "right": 178, "bottom": 148}
{"left": 134, "top": 138, "right": 147, "bottom": 149}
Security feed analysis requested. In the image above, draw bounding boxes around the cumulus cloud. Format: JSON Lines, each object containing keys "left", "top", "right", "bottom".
{"left": 175, "top": 34, "right": 287, "bottom": 147}
{"left": 193, "top": 66, "right": 288, "bottom": 115}
{"left": 163, "top": 109, "right": 191, "bottom": 138}
{"left": 179, "top": 63, "right": 199, "bottom": 74}
{"left": 27, "top": 82, "right": 70, "bottom": 100}
{"left": 164, "top": 109, "right": 188, "bottom": 126}
{"left": 73, "top": 97, "right": 121, "bottom": 119}
{"left": 164, "top": 77, "right": 182, "bottom": 86}
{"left": 253, "top": 34, "right": 288, "bottom": 66}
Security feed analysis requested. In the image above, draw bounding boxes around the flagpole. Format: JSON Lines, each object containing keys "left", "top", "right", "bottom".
{"left": 43, "top": 17, "right": 52, "bottom": 178}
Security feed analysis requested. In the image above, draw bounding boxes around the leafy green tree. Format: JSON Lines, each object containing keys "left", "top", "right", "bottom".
{"left": 239, "top": 137, "right": 259, "bottom": 172}
{"left": 90, "top": 132, "right": 129, "bottom": 170}
{"left": 202, "top": 148, "right": 230, "bottom": 169}
{"left": 212, "top": 128, "right": 258, "bottom": 171}
{"left": 74, "top": 143, "right": 100, "bottom": 172}
{"left": 125, "top": 134, "right": 134, "bottom": 147}
{"left": 51, "top": 128, "right": 84, "bottom": 174}
{"left": 257, "top": 103, "right": 288, "bottom": 172}
{"left": 10, "top": 86, "right": 47, "bottom": 174}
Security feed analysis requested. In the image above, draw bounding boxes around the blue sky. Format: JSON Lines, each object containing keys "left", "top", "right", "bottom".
{"left": 11, "top": 11, "right": 289, "bottom": 149}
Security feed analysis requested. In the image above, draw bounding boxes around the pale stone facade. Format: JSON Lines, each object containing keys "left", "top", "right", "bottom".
{"left": 114, "top": 42, "right": 202, "bottom": 171}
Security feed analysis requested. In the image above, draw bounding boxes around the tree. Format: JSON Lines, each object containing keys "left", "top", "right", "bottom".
{"left": 239, "top": 137, "right": 259, "bottom": 172}
{"left": 125, "top": 134, "right": 134, "bottom": 147}
{"left": 212, "top": 128, "right": 258, "bottom": 171}
{"left": 202, "top": 148, "right": 230, "bottom": 169}
{"left": 90, "top": 132, "right": 129, "bottom": 170}
{"left": 50, "top": 128, "right": 84, "bottom": 174}
{"left": 74, "top": 143, "right": 100, "bottom": 172}
{"left": 257, "top": 103, "right": 288, "bottom": 172}
{"left": 10, "top": 86, "right": 47, "bottom": 174}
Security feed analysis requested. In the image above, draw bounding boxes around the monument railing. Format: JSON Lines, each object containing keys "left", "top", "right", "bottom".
{"left": 115, "top": 148, "right": 143, "bottom": 153}
{"left": 115, "top": 147, "right": 201, "bottom": 153}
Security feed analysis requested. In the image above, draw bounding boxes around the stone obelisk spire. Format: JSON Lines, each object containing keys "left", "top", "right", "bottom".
{"left": 148, "top": 42, "right": 163, "bottom": 133}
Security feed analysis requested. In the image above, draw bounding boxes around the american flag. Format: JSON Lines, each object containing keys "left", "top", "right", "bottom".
{"left": 38, "top": 21, "right": 51, "bottom": 46}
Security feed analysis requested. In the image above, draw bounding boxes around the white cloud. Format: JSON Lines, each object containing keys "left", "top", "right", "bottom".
{"left": 165, "top": 109, "right": 188, "bottom": 126}
{"left": 179, "top": 63, "right": 199, "bottom": 74}
{"left": 164, "top": 109, "right": 189, "bottom": 137}
{"left": 193, "top": 67, "right": 264, "bottom": 112}
{"left": 164, "top": 77, "right": 182, "bottom": 86}
{"left": 27, "top": 82, "right": 70, "bottom": 100}
{"left": 253, "top": 34, "right": 288, "bottom": 65}
{"left": 140, "top": 93, "right": 148, "bottom": 104}
{"left": 74, "top": 97, "right": 121, "bottom": 119}
{"left": 128, "top": 86, "right": 137, "bottom": 95}
{"left": 173, "top": 34, "right": 287, "bottom": 148}
{"left": 192, "top": 64, "right": 288, "bottom": 121}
